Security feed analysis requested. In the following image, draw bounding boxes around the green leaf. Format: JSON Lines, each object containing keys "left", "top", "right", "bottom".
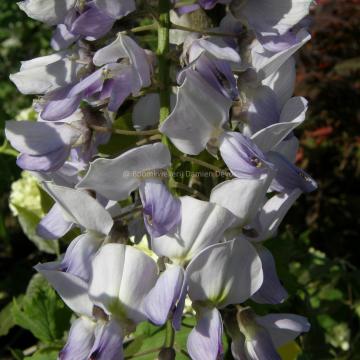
{"left": 11, "top": 279, "right": 71, "bottom": 344}
{"left": 318, "top": 285, "right": 343, "bottom": 301}
{"left": 9, "top": 348, "right": 24, "bottom": 360}
{"left": 0, "top": 295, "right": 24, "bottom": 336}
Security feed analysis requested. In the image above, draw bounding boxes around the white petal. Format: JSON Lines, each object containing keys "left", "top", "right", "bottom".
{"left": 210, "top": 175, "right": 272, "bottom": 226}
{"left": 60, "top": 317, "right": 96, "bottom": 360}
{"left": 89, "top": 244, "right": 158, "bottom": 324}
{"left": 42, "top": 183, "right": 113, "bottom": 235}
{"left": 93, "top": 34, "right": 151, "bottom": 93}
{"left": 169, "top": 10, "right": 193, "bottom": 45}
{"left": 18, "top": 0, "right": 76, "bottom": 25}
{"left": 152, "top": 196, "right": 235, "bottom": 264}
{"left": 252, "top": 29, "right": 311, "bottom": 80}
{"left": 190, "top": 38, "right": 241, "bottom": 63}
{"left": 186, "top": 238, "right": 263, "bottom": 307}
{"left": 187, "top": 307, "right": 223, "bottom": 360}
{"left": 5, "top": 120, "right": 81, "bottom": 155}
{"left": 272, "top": 136, "right": 299, "bottom": 163}
{"left": 77, "top": 143, "right": 171, "bottom": 201}
{"left": 262, "top": 57, "right": 296, "bottom": 109}
{"left": 251, "top": 97, "right": 308, "bottom": 153}
{"left": 10, "top": 51, "right": 80, "bottom": 94}
{"left": 256, "top": 313, "right": 310, "bottom": 348}
{"left": 160, "top": 70, "right": 232, "bottom": 155}
{"left": 35, "top": 263, "right": 94, "bottom": 317}
{"left": 251, "top": 189, "right": 302, "bottom": 242}
{"left": 242, "top": 0, "right": 312, "bottom": 36}
{"left": 93, "top": 0, "right": 136, "bottom": 19}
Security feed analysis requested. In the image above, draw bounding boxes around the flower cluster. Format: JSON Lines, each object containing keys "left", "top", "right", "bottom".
{"left": 6, "top": 0, "right": 317, "bottom": 359}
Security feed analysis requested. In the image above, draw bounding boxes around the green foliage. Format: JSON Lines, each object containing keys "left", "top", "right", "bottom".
{"left": 11, "top": 275, "right": 71, "bottom": 346}
{"left": 0, "top": 295, "right": 23, "bottom": 337}
{"left": 0, "top": 1, "right": 50, "bottom": 129}
{"left": 125, "top": 317, "right": 196, "bottom": 359}
{"left": 24, "top": 349, "right": 59, "bottom": 360}
{"left": 9, "top": 171, "right": 59, "bottom": 254}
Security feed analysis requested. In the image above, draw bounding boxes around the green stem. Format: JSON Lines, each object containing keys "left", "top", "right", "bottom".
{"left": 164, "top": 319, "right": 175, "bottom": 348}
{"left": 178, "top": 154, "right": 224, "bottom": 173}
{"left": 172, "top": 23, "right": 241, "bottom": 38}
{"left": 157, "top": 0, "right": 171, "bottom": 126}
{"left": 0, "top": 140, "right": 18, "bottom": 157}
{"left": 90, "top": 125, "right": 160, "bottom": 137}
{"left": 174, "top": 0, "right": 197, "bottom": 8}
{"left": 171, "top": 181, "right": 207, "bottom": 201}
{"left": 123, "top": 23, "right": 159, "bottom": 34}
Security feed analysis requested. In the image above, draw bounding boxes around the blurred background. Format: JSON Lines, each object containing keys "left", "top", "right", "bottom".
{"left": 0, "top": 0, "right": 359, "bottom": 359}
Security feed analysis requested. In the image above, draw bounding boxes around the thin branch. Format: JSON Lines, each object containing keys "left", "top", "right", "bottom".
{"left": 113, "top": 205, "right": 143, "bottom": 221}
{"left": 178, "top": 155, "right": 223, "bottom": 173}
{"left": 90, "top": 125, "right": 160, "bottom": 137}
{"left": 174, "top": 0, "right": 197, "bottom": 8}
{"left": 171, "top": 24, "right": 242, "bottom": 38}
{"left": 171, "top": 181, "right": 207, "bottom": 201}
{"left": 123, "top": 23, "right": 159, "bottom": 34}
{"left": 136, "top": 134, "right": 162, "bottom": 146}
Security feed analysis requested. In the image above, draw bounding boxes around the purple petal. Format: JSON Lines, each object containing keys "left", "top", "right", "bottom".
{"left": 37, "top": 203, "right": 73, "bottom": 240}
{"left": 41, "top": 91, "right": 83, "bottom": 121}
{"left": 187, "top": 307, "right": 223, "bottom": 360}
{"left": 142, "top": 266, "right": 184, "bottom": 325}
{"left": 256, "top": 313, "right": 310, "bottom": 348}
{"left": 59, "top": 317, "right": 95, "bottom": 360}
{"left": 172, "top": 279, "right": 188, "bottom": 331}
{"left": 267, "top": 151, "right": 317, "bottom": 193}
{"left": 219, "top": 132, "right": 273, "bottom": 179}
{"left": 260, "top": 31, "right": 298, "bottom": 53}
{"left": 108, "top": 68, "right": 133, "bottom": 112}
{"left": 60, "top": 233, "right": 102, "bottom": 282}
{"left": 237, "top": 308, "right": 281, "bottom": 360}
{"left": 89, "top": 320, "right": 124, "bottom": 360}
{"left": 196, "top": 56, "right": 239, "bottom": 101}
{"left": 41, "top": 70, "right": 104, "bottom": 121}
{"left": 231, "top": 337, "right": 248, "bottom": 360}
{"left": 139, "top": 179, "right": 181, "bottom": 238}
{"left": 251, "top": 246, "right": 288, "bottom": 304}
{"left": 93, "top": 0, "right": 136, "bottom": 19}
{"left": 175, "top": 4, "right": 200, "bottom": 15}
{"left": 17, "top": 147, "right": 71, "bottom": 172}
{"left": 68, "top": 68, "right": 105, "bottom": 97}
{"left": 71, "top": 6, "right": 115, "bottom": 39}
{"left": 51, "top": 24, "right": 79, "bottom": 50}
{"left": 198, "top": 0, "right": 230, "bottom": 10}
{"left": 244, "top": 329, "right": 281, "bottom": 360}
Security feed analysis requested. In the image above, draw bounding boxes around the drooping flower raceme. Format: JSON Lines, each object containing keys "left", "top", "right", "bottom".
{"left": 7, "top": 0, "right": 316, "bottom": 358}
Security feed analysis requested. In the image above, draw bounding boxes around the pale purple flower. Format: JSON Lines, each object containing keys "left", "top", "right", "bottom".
{"left": 233, "top": 307, "right": 310, "bottom": 360}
